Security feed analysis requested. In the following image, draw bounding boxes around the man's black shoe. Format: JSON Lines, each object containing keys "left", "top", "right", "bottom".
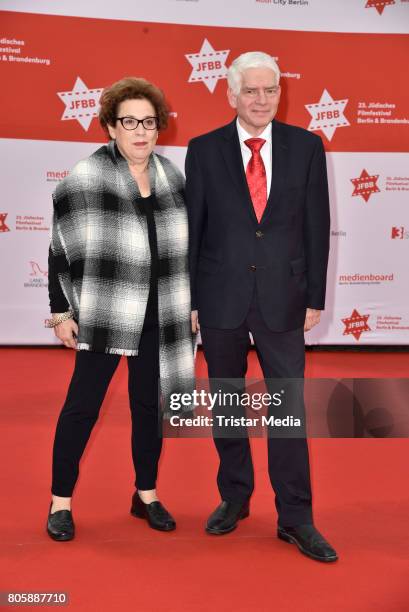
{"left": 46, "top": 503, "right": 75, "bottom": 541}
{"left": 277, "top": 524, "right": 338, "bottom": 562}
{"left": 206, "top": 500, "right": 250, "bottom": 535}
{"left": 131, "top": 492, "right": 176, "bottom": 532}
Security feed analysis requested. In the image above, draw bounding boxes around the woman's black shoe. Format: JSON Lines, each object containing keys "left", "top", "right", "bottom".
{"left": 130, "top": 492, "right": 176, "bottom": 531}
{"left": 46, "top": 503, "right": 75, "bottom": 541}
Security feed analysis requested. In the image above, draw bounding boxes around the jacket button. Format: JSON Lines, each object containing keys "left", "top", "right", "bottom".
{"left": 250, "top": 265, "right": 257, "bottom": 271}
{"left": 256, "top": 230, "right": 263, "bottom": 238}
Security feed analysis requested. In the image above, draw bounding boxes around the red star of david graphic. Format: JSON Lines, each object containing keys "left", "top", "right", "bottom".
{"left": 365, "top": 0, "right": 395, "bottom": 16}
{"left": 342, "top": 309, "right": 371, "bottom": 341}
{"left": 351, "top": 169, "right": 380, "bottom": 202}
{"left": 0, "top": 213, "right": 10, "bottom": 232}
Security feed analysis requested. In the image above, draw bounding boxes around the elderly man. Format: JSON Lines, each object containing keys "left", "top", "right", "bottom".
{"left": 185, "top": 51, "right": 337, "bottom": 562}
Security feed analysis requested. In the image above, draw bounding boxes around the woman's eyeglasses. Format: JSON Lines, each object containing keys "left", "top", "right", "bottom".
{"left": 116, "top": 116, "right": 158, "bottom": 130}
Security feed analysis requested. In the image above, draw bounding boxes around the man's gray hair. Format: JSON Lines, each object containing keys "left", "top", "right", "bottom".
{"left": 227, "top": 51, "right": 280, "bottom": 95}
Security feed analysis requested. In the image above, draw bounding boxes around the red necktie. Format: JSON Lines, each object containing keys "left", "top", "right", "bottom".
{"left": 244, "top": 138, "right": 267, "bottom": 223}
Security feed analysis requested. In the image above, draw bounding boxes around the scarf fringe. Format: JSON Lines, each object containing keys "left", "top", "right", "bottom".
{"left": 76, "top": 343, "right": 138, "bottom": 356}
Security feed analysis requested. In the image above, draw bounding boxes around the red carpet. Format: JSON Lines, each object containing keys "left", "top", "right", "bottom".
{"left": 1, "top": 348, "right": 408, "bottom": 611}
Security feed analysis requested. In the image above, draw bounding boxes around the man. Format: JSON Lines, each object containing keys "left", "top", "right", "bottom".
{"left": 185, "top": 52, "right": 337, "bottom": 562}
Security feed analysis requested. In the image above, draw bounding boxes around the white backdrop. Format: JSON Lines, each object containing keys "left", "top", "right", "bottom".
{"left": 1, "top": 0, "right": 408, "bottom": 345}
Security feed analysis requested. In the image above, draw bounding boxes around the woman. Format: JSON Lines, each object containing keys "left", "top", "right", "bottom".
{"left": 46, "top": 77, "right": 195, "bottom": 541}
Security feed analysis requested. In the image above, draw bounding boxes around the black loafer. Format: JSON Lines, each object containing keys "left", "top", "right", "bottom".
{"left": 206, "top": 500, "right": 250, "bottom": 535}
{"left": 47, "top": 503, "right": 75, "bottom": 541}
{"left": 130, "top": 492, "right": 176, "bottom": 532}
{"left": 277, "top": 524, "right": 338, "bottom": 562}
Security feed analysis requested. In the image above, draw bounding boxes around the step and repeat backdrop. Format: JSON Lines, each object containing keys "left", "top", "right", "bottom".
{"left": 1, "top": 0, "right": 408, "bottom": 345}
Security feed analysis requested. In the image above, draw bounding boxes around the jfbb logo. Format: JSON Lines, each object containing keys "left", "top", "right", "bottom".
{"left": 351, "top": 169, "right": 380, "bottom": 202}
{"left": 57, "top": 77, "right": 104, "bottom": 131}
{"left": 185, "top": 39, "right": 230, "bottom": 93}
{"left": 365, "top": 0, "right": 395, "bottom": 16}
{"left": 305, "top": 89, "right": 350, "bottom": 141}
{"left": 0, "top": 213, "right": 10, "bottom": 232}
{"left": 342, "top": 309, "right": 371, "bottom": 341}
{"left": 391, "top": 226, "right": 409, "bottom": 239}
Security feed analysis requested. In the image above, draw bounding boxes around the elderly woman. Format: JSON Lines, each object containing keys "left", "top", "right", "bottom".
{"left": 46, "top": 77, "right": 194, "bottom": 541}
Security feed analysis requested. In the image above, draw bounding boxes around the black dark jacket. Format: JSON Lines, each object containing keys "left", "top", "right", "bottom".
{"left": 185, "top": 118, "right": 330, "bottom": 332}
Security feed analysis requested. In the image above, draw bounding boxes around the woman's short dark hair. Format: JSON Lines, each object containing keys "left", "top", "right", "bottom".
{"left": 99, "top": 77, "right": 169, "bottom": 133}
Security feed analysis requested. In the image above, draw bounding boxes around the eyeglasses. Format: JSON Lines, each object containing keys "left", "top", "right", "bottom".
{"left": 116, "top": 116, "right": 158, "bottom": 130}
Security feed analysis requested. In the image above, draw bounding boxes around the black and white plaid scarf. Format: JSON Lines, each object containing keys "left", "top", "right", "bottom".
{"left": 51, "top": 140, "right": 195, "bottom": 405}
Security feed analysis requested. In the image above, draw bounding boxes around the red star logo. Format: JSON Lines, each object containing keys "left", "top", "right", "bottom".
{"left": 351, "top": 169, "right": 380, "bottom": 203}
{"left": 0, "top": 213, "right": 10, "bottom": 233}
{"left": 365, "top": 0, "right": 395, "bottom": 16}
{"left": 342, "top": 309, "right": 371, "bottom": 341}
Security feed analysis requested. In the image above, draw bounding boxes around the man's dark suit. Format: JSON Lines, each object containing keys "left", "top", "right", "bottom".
{"left": 185, "top": 118, "right": 330, "bottom": 527}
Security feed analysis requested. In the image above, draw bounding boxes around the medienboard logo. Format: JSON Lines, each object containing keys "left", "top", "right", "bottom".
{"left": 57, "top": 77, "right": 104, "bottom": 131}
{"left": 342, "top": 309, "right": 371, "bottom": 341}
{"left": 339, "top": 273, "right": 394, "bottom": 286}
{"left": 391, "top": 226, "right": 409, "bottom": 239}
{"left": 0, "top": 213, "right": 10, "bottom": 232}
{"left": 351, "top": 169, "right": 380, "bottom": 202}
{"left": 305, "top": 89, "right": 350, "bottom": 141}
{"left": 365, "top": 0, "right": 395, "bottom": 16}
{"left": 46, "top": 170, "right": 70, "bottom": 182}
{"left": 185, "top": 39, "right": 230, "bottom": 93}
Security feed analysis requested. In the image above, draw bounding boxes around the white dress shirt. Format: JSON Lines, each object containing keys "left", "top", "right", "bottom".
{"left": 236, "top": 118, "right": 272, "bottom": 197}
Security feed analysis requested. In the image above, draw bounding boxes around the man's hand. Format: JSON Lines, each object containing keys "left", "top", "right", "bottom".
{"left": 54, "top": 319, "right": 78, "bottom": 349}
{"left": 304, "top": 308, "right": 321, "bottom": 332}
{"left": 191, "top": 310, "right": 200, "bottom": 334}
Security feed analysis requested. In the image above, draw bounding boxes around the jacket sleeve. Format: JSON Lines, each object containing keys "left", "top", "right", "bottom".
{"left": 48, "top": 194, "right": 71, "bottom": 313}
{"left": 185, "top": 141, "right": 206, "bottom": 311}
{"left": 303, "top": 136, "right": 331, "bottom": 310}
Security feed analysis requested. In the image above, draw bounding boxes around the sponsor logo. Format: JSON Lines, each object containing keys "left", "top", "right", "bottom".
{"left": 0, "top": 212, "right": 10, "bottom": 232}
{"left": 351, "top": 169, "right": 380, "bottom": 202}
{"left": 339, "top": 273, "right": 394, "bottom": 285}
{"left": 391, "top": 226, "right": 409, "bottom": 239}
{"left": 46, "top": 170, "right": 70, "bottom": 182}
{"left": 342, "top": 309, "right": 371, "bottom": 341}
{"left": 24, "top": 261, "right": 48, "bottom": 289}
{"left": 365, "top": 0, "right": 395, "bottom": 16}
{"left": 305, "top": 89, "right": 349, "bottom": 141}
{"left": 57, "top": 77, "right": 104, "bottom": 131}
{"left": 29, "top": 261, "right": 48, "bottom": 277}
{"left": 185, "top": 39, "right": 229, "bottom": 93}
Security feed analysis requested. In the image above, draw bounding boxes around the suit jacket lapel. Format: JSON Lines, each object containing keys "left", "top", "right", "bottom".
{"left": 220, "top": 119, "right": 258, "bottom": 225}
{"left": 260, "top": 120, "right": 289, "bottom": 226}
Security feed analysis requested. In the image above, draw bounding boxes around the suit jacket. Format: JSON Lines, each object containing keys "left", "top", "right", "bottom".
{"left": 185, "top": 118, "right": 330, "bottom": 332}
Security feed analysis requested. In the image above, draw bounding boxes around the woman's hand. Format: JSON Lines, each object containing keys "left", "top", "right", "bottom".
{"left": 54, "top": 319, "right": 78, "bottom": 349}
{"left": 191, "top": 310, "right": 200, "bottom": 334}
